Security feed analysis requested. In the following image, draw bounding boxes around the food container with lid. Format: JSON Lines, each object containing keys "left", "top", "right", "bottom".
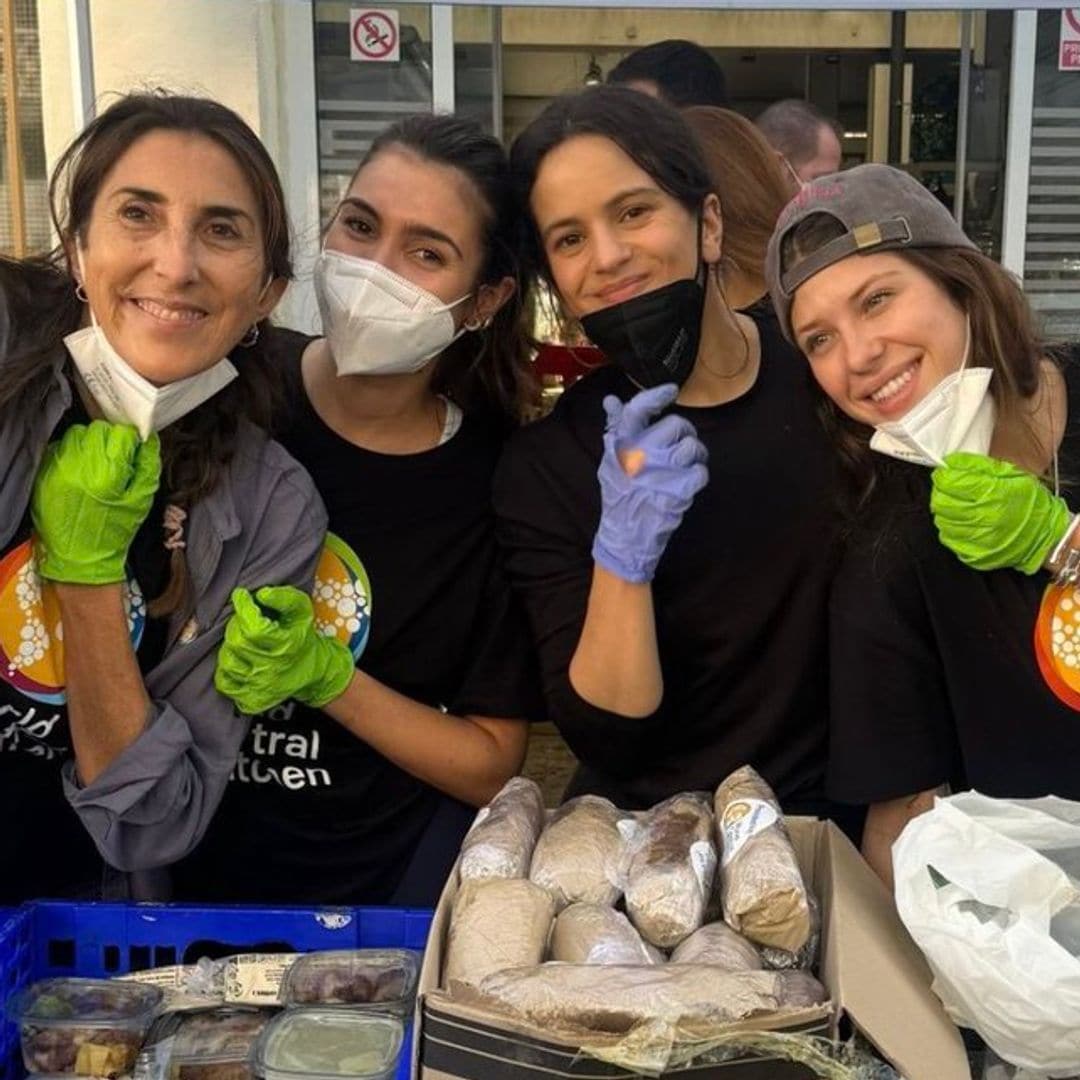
{"left": 139, "top": 1005, "right": 275, "bottom": 1080}
{"left": 279, "top": 951, "right": 419, "bottom": 1017}
{"left": 6, "top": 976, "right": 162, "bottom": 1078}
{"left": 252, "top": 1008, "right": 403, "bottom": 1080}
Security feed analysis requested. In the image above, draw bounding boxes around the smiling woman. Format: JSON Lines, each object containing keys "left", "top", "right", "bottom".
{"left": 171, "top": 114, "right": 541, "bottom": 908}
{"left": 72, "top": 129, "right": 279, "bottom": 387}
{"left": 491, "top": 86, "right": 853, "bottom": 833}
{"left": 0, "top": 91, "right": 326, "bottom": 903}
{"left": 790, "top": 253, "right": 969, "bottom": 427}
{"left": 765, "top": 163, "right": 1080, "bottom": 890}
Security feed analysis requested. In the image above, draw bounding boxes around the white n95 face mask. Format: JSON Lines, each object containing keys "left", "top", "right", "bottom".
{"left": 869, "top": 319, "right": 996, "bottom": 469}
{"left": 314, "top": 248, "right": 471, "bottom": 377}
{"left": 65, "top": 250, "right": 239, "bottom": 440}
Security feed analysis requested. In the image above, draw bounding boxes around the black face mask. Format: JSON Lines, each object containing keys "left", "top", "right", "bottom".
{"left": 580, "top": 271, "right": 706, "bottom": 389}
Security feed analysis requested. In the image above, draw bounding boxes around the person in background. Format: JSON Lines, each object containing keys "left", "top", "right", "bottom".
{"left": 496, "top": 86, "right": 845, "bottom": 830}
{"left": 766, "top": 164, "right": 1080, "bottom": 889}
{"left": 174, "top": 115, "right": 539, "bottom": 907}
{"left": 756, "top": 99, "right": 843, "bottom": 184}
{"left": 0, "top": 91, "right": 325, "bottom": 902}
{"left": 683, "top": 106, "right": 799, "bottom": 313}
{"left": 608, "top": 39, "right": 728, "bottom": 109}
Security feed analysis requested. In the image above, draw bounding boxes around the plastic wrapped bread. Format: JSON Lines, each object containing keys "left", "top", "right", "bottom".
{"left": 623, "top": 793, "right": 717, "bottom": 949}
{"left": 761, "top": 893, "right": 821, "bottom": 971}
{"left": 714, "top": 766, "right": 811, "bottom": 953}
{"left": 549, "top": 904, "right": 661, "bottom": 966}
{"left": 444, "top": 879, "right": 554, "bottom": 989}
{"left": 465, "top": 965, "right": 826, "bottom": 1036}
{"left": 459, "top": 777, "right": 546, "bottom": 881}
{"left": 669, "top": 920, "right": 762, "bottom": 971}
{"left": 529, "top": 796, "right": 635, "bottom": 909}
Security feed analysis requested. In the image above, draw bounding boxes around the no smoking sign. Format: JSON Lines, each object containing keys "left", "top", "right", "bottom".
{"left": 1061, "top": 9, "right": 1080, "bottom": 72}
{"left": 350, "top": 8, "right": 400, "bottom": 63}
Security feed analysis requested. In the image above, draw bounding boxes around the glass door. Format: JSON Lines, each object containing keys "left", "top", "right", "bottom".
{"left": 313, "top": 2, "right": 435, "bottom": 224}
{"left": 1024, "top": 9, "right": 1080, "bottom": 339}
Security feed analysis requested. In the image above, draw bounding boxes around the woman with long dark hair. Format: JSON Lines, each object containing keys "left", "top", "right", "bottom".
{"left": 494, "top": 85, "right": 840, "bottom": 821}
{"left": 175, "top": 115, "right": 538, "bottom": 906}
{"left": 0, "top": 91, "right": 325, "bottom": 901}
{"left": 766, "top": 164, "right": 1080, "bottom": 887}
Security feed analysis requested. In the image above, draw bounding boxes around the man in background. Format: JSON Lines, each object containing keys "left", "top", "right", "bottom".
{"left": 756, "top": 99, "right": 843, "bottom": 183}
{"left": 608, "top": 39, "right": 728, "bottom": 108}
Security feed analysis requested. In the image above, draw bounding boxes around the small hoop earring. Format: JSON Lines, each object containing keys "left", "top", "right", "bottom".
{"left": 240, "top": 323, "right": 260, "bottom": 348}
{"left": 75, "top": 281, "right": 88, "bottom": 303}
{"left": 464, "top": 316, "right": 483, "bottom": 333}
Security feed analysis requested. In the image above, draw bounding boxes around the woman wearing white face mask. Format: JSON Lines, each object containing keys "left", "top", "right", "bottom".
{"left": 0, "top": 92, "right": 326, "bottom": 902}
{"left": 766, "top": 164, "right": 1080, "bottom": 889}
{"left": 173, "top": 115, "right": 539, "bottom": 906}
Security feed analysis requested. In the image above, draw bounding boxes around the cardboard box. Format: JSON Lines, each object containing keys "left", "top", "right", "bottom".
{"left": 413, "top": 818, "right": 970, "bottom": 1080}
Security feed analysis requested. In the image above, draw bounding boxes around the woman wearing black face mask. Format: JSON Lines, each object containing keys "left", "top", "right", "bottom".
{"left": 495, "top": 87, "right": 847, "bottom": 825}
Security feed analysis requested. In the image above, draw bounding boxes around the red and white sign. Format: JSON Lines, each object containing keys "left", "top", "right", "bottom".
{"left": 350, "top": 8, "right": 400, "bottom": 63}
{"left": 1061, "top": 9, "right": 1080, "bottom": 71}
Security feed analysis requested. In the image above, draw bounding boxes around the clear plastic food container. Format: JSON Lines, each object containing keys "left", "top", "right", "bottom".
{"left": 279, "top": 951, "right": 419, "bottom": 1017}
{"left": 251, "top": 1009, "right": 403, "bottom": 1080}
{"left": 6, "top": 976, "right": 163, "bottom": 1078}
{"left": 140, "top": 1005, "right": 275, "bottom": 1080}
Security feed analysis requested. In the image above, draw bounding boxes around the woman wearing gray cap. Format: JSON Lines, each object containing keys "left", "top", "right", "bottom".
{"left": 766, "top": 163, "right": 1080, "bottom": 887}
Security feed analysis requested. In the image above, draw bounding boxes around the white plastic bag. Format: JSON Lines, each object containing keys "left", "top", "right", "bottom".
{"left": 893, "top": 792, "right": 1080, "bottom": 1076}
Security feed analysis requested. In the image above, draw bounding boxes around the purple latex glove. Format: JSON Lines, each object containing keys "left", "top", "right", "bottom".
{"left": 592, "top": 383, "right": 709, "bottom": 584}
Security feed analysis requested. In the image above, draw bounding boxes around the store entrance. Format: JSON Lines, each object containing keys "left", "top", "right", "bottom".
{"left": 314, "top": 6, "right": 1012, "bottom": 260}
{"left": 491, "top": 7, "right": 1012, "bottom": 259}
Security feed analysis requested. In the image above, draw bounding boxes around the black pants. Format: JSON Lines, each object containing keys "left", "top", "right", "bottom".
{"left": 388, "top": 794, "right": 477, "bottom": 907}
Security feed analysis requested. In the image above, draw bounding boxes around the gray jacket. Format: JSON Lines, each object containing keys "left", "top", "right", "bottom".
{"left": 1, "top": 297, "right": 327, "bottom": 874}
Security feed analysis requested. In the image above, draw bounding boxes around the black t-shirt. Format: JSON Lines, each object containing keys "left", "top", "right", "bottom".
{"left": 174, "top": 332, "right": 537, "bottom": 905}
{"left": 828, "top": 354, "right": 1080, "bottom": 804}
{"left": 494, "top": 310, "right": 839, "bottom": 812}
{"left": 0, "top": 394, "right": 170, "bottom": 902}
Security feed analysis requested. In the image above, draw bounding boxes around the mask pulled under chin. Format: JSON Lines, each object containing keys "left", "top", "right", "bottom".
{"left": 580, "top": 274, "right": 706, "bottom": 390}
{"left": 869, "top": 365, "right": 996, "bottom": 468}
{"left": 64, "top": 323, "right": 238, "bottom": 441}
{"left": 314, "top": 249, "right": 470, "bottom": 377}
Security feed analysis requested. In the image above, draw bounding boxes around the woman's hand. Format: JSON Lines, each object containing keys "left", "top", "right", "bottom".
{"left": 31, "top": 420, "right": 160, "bottom": 584}
{"left": 215, "top": 585, "right": 356, "bottom": 714}
{"left": 592, "top": 383, "right": 709, "bottom": 584}
{"left": 862, "top": 788, "right": 942, "bottom": 892}
{"left": 930, "top": 451, "right": 1070, "bottom": 574}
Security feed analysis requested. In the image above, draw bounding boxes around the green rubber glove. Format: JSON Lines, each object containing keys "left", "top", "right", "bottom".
{"left": 215, "top": 585, "right": 355, "bottom": 714}
{"left": 31, "top": 421, "right": 161, "bottom": 584}
{"left": 930, "top": 451, "right": 1071, "bottom": 574}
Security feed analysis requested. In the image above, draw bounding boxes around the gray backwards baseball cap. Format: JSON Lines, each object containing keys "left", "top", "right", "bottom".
{"left": 765, "top": 163, "right": 976, "bottom": 343}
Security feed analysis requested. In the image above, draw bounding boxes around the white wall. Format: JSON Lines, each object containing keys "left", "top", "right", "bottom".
{"left": 36, "top": 0, "right": 321, "bottom": 331}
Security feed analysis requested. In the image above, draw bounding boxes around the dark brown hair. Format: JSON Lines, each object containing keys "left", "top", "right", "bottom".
{"left": 346, "top": 114, "right": 536, "bottom": 429}
{"left": 1, "top": 90, "right": 294, "bottom": 617}
{"left": 683, "top": 106, "right": 796, "bottom": 295}
{"left": 781, "top": 212, "right": 1048, "bottom": 515}
{"left": 607, "top": 39, "right": 728, "bottom": 109}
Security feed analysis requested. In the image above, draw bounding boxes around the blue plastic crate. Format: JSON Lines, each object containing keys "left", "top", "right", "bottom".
{"left": 0, "top": 901, "right": 432, "bottom": 1080}
{"left": 0, "top": 909, "right": 32, "bottom": 1080}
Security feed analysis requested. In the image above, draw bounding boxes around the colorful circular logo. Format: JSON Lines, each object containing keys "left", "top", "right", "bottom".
{"left": 0, "top": 539, "right": 146, "bottom": 705}
{"left": 1035, "top": 582, "right": 1080, "bottom": 710}
{"left": 312, "top": 532, "right": 372, "bottom": 660}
